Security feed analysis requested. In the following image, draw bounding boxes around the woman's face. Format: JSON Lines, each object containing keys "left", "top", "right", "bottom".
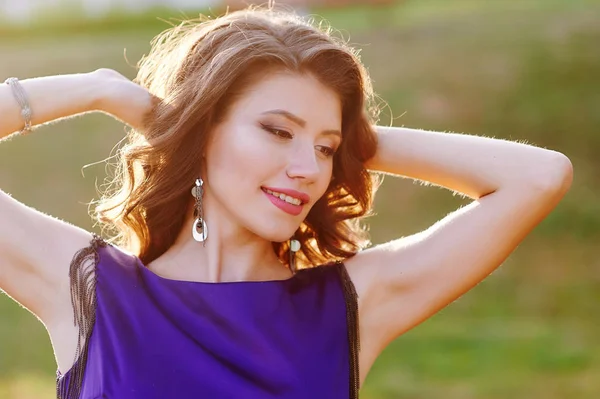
{"left": 204, "top": 71, "right": 342, "bottom": 242}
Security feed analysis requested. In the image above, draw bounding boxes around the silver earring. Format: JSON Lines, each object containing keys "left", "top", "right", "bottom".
{"left": 289, "top": 239, "right": 300, "bottom": 274}
{"left": 191, "top": 178, "right": 208, "bottom": 244}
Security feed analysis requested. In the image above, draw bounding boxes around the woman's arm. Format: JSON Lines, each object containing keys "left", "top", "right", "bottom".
{"left": 366, "top": 125, "right": 572, "bottom": 199}
{"left": 348, "top": 126, "right": 572, "bottom": 385}
{"left": 0, "top": 69, "right": 151, "bottom": 323}
{"left": 0, "top": 69, "right": 151, "bottom": 139}
{"left": 0, "top": 69, "right": 153, "bottom": 374}
{"left": 0, "top": 73, "right": 98, "bottom": 139}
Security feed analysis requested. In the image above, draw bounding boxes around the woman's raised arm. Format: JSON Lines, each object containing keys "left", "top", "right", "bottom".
{"left": 0, "top": 69, "right": 151, "bottom": 327}
{"left": 346, "top": 126, "right": 573, "bottom": 385}
{"left": 0, "top": 68, "right": 152, "bottom": 139}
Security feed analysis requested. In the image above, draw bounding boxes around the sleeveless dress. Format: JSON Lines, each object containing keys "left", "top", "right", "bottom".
{"left": 55, "top": 235, "right": 360, "bottom": 399}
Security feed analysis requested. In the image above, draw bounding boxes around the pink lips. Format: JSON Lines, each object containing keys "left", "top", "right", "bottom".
{"left": 262, "top": 186, "right": 310, "bottom": 216}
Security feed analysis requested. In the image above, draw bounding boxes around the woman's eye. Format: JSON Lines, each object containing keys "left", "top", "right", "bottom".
{"left": 261, "top": 124, "right": 293, "bottom": 139}
{"left": 261, "top": 123, "right": 336, "bottom": 157}
{"left": 316, "top": 145, "right": 336, "bottom": 157}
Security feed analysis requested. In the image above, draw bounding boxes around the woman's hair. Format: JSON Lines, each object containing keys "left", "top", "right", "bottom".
{"left": 95, "top": 6, "right": 382, "bottom": 269}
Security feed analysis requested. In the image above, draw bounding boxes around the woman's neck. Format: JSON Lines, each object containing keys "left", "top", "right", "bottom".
{"left": 147, "top": 215, "right": 291, "bottom": 283}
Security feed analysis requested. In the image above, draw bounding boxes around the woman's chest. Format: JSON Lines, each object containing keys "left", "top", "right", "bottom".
{"left": 78, "top": 290, "right": 351, "bottom": 398}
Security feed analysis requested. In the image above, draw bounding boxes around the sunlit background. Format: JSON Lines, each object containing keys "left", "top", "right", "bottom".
{"left": 1, "top": 0, "right": 599, "bottom": 398}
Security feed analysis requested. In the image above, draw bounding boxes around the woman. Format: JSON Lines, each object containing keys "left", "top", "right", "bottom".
{"left": 0, "top": 6, "right": 572, "bottom": 399}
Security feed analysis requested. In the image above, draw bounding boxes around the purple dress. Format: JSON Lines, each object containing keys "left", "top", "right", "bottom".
{"left": 56, "top": 235, "right": 360, "bottom": 398}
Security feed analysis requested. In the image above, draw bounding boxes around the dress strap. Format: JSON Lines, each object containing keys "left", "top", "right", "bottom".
{"left": 56, "top": 233, "right": 106, "bottom": 399}
{"left": 334, "top": 261, "right": 360, "bottom": 399}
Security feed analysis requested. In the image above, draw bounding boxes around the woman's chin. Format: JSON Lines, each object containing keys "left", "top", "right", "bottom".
{"left": 254, "top": 228, "right": 299, "bottom": 244}
{"left": 247, "top": 217, "right": 301, "bottom": 243}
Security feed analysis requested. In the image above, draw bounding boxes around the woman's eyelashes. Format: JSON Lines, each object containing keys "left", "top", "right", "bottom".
{"left": 260, "top": 123, "right": 337, "bottom": 157}
{"left": 315, "top": 145, "right": 336, "bottom": 157}
{"left": 261, "top": 123, "right": 293, "bottom": 139}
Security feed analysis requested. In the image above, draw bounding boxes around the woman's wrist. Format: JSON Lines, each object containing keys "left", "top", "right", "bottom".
{"left": 89, "top": 68, "right": 154, "bottom": 130}
{"left": 88, "top": 69, "right": 120, "bottom": 114}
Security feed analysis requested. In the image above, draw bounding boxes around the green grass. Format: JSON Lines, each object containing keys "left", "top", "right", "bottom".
{"left": 1, "top": 0, "right": 599, "bottom": 398}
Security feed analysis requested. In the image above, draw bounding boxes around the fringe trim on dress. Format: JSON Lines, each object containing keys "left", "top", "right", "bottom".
{"left": 335, "top": 262, "right": 361, "bottom": 399}
{"left": 56, "top": 233, "right": 106, "bottom": 399}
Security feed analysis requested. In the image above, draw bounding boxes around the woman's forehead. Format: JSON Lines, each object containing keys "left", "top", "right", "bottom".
{"left": 231, "top": 73, "right": 342, "bottom": 128}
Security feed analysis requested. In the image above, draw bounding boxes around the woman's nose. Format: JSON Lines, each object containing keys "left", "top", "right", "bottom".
{"left": 285, "top": 144, "right": 321, "bottom": 182}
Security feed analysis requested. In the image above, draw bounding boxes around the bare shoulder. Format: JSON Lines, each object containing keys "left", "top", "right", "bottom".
{"left": 0, "top": 189, "right": 94, "bottom": 325}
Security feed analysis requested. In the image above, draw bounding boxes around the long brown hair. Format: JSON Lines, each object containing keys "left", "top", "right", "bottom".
{"left": 95, "top": 6, "right": 382, "bottom": 269}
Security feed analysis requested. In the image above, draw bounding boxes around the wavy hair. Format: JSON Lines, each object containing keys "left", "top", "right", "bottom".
{"left": 95, "top": 6, "right": 382, "bottom": 269}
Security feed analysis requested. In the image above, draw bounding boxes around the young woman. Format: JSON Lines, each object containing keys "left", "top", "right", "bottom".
{"left": 0, "top": 7, "right": 572, "bottom": 399}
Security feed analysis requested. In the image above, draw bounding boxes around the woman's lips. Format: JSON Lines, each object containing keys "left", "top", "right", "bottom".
{"left": 261, "top": 187, "right": 307, "bottom": 216}
{"left": 261, "top": 186, "right": 310, "bottom": 204}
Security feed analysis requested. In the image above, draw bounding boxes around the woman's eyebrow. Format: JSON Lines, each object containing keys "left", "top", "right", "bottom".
{"left": 260, "top": 109, "right": 342, "bottom": 138}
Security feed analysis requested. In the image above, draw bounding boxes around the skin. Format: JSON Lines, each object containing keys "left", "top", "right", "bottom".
{"left": 0, "top": 68, "right": 572, "bottom": 388}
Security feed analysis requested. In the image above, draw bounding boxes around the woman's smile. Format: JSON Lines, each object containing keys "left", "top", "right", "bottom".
{"left": 261, "top": 186, "right": 310, "bottom": 216}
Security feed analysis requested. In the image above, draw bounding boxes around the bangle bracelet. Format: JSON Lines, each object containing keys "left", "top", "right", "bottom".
{"left": 4, "top": 77, "right": 33, "bottom": 134}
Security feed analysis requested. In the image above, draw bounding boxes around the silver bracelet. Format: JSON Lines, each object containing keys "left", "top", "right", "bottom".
{"left": 4, "top": 77, "right": 33, "bottom": 134}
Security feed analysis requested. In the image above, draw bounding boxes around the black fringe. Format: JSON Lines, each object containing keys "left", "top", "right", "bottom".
{"left": 335, "top": 262, "right": 360, "bottom": 399}
{"left": 56, "top": 233, "right": 106, "bottom": 399}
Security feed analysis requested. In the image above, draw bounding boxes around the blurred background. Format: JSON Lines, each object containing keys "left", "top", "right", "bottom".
{"left": 0, "top": 0, "right": 598, "bottom": 398}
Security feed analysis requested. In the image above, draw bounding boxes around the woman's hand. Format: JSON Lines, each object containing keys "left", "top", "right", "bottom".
{"left": 92, "top": 68, "right": 156, "bottom": 131}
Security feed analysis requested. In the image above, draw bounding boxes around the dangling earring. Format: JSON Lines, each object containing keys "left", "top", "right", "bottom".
{"left": 191, "top": 178, "right": 208, "bottom": 244}
{"left": 289, "top": 239, "right": 300, "bottom": 274}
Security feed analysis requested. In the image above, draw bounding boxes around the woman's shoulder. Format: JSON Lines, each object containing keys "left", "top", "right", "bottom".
{"left": 70, "top": 233, "right": 142, "bottom": 279}
{"left": 295, "top": 260, "right": 351, "bottom": 289}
